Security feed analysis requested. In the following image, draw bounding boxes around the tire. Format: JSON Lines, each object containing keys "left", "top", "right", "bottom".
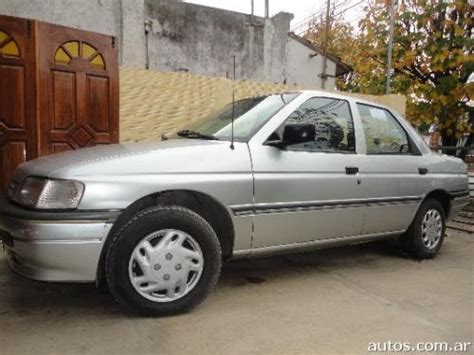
{"left": 105, "top": 206, "right": 222, "bottom": 316}
{"left": 400, "top": 198, "right": 446, "bottom": 259}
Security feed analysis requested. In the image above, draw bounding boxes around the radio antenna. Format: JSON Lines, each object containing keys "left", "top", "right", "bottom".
{"left": 230, "top": 55, "right": 236, "bottom": 150}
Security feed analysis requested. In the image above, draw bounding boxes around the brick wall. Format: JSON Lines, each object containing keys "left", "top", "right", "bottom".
{"left": 120, "top": 68, "right": 406, "bottom": 142}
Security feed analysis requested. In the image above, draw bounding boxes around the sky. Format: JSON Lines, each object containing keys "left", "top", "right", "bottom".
{"left": 183, "top": 0, "right": 367, "bottom": 34}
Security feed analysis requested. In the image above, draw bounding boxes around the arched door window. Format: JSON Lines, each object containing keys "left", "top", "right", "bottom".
{"left": 0, "top": 30, "right": 20, "bottom": 58}
{"left": 54, "top": 41, "right": 105, "bottom": 69}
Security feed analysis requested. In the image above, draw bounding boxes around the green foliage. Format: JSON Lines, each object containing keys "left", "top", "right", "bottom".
{"left": 304, "top": 0, "right": 473, "bottom": 145}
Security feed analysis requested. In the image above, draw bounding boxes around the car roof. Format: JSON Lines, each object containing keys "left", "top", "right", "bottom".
{"left": 243, "top": 90, "right": 399, "bottom": 116}
{"left": 297, "top": 90, "right": 396, "bottom": 114}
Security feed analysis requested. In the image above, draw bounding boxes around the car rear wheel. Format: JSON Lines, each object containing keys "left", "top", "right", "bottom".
{"left": 105, "top": 206, "right": 222, "bottom": 315}
{"left": 400, "top": 198, "right": 446, "bottom": 259}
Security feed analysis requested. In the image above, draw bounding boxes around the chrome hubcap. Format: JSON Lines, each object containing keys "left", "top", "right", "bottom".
{"left": 128, "top": 229, "right": 204, "bottom": 302}
{"left": 421, "top": 209, "right": 443, "bottom": 249}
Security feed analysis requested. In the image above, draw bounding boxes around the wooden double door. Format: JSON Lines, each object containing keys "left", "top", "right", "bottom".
{"left": 0, "top": 15, "right": 118, "bottom": 189}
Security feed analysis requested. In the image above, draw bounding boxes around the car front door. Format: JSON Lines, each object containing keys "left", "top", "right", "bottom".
{"left": 355, "top": 103, "right": 430, "bottom": 235}
{"left": 248, "top": 95, "right": 366, "bottom": 249}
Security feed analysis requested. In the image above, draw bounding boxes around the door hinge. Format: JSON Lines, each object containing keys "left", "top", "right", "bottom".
{"left": 27, "top": 20, "right": 32, "bottom": 36}
{"left": 111, "top": 36, "right": 116, "bottom": 48}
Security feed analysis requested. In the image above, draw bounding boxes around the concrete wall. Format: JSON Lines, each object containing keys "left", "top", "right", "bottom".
{"left": 0, "top": 0, "right": 120, "bottom": 35}
{"left": 120, "top": 67, "right": 406, "bottom": 142}
{"left": 0, "top": 0, "right": 339, "bottom": 87}
{"left": 1, "top": 0, "right": 122, "bottom": 62}
{"left": 121, "top": 0, "right": 147, "bottom": 67}
{"left": 0, "top": 0, "right": 292, "bottom": 82}
{"left": 144, "top": 0, "right": 292, "bottom": 82}
{"left": 286, "top": 36, "right": 336, "bottom": 89}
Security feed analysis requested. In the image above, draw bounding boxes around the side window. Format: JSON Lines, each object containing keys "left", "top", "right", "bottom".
{"left": 357, "top": 104, "right": 411, "bottom": 154}
{"left": 273, "top": 97, "right": 356, "bottom": 152}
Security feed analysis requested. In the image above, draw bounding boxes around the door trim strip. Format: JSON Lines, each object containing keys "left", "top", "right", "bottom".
{"left": 230, "top": 196, "right": 422, "bottom": 216}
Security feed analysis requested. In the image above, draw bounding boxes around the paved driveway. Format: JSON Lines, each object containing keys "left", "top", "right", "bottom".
{"left": 1, "top": 231, "right": 472, "bottom": 354}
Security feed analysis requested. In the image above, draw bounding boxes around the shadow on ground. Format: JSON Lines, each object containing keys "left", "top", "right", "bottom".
{"left": 0, "top": 239, "right": 405, "bottom": 317}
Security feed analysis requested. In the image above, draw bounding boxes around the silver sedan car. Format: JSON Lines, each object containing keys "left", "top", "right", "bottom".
{"left": 0, "top": 91, "right": 469, "bottom": 315}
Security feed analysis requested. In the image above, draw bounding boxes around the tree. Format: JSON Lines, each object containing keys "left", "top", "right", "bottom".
{"left": 304, "top": 0, "right": 474, "bottom": 151}
{"left": 303, "top": 6, "right": 368, "bottom": 92}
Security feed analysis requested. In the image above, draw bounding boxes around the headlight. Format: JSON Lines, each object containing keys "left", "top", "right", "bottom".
{"left": 14, "top": 177, "right": 85, "bottom": 209}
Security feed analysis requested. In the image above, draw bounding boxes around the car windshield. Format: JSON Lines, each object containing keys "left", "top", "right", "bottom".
{"left": 177, "top": 93, "right": 299, "bottom": 142}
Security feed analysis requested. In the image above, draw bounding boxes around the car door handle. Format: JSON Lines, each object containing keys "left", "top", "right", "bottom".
{"left": 418, "top": 167, "right": 428, "bottom": 175}
{"left": 345, "top": 166, "right": 359, "bottom": 175}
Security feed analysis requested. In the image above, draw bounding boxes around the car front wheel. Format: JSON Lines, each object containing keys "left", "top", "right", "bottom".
{"left": 105, "top": 206, "right": 222, "bottom": 315}
{"left": 401, "top": 198, "right": 446, "bottom": 259}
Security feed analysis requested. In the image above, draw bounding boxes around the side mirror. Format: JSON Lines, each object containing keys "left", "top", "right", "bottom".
{"left": 283, "top": 123, "right": 315, "bottom": 144}
{"left": 264, "top": 140, "right": 288, "bottom": 148}
{"left": 265, "top": 123, "right": 315, "bottom": 148}
{"left": 264, "top": 123, "right": 315, "bottom": 148}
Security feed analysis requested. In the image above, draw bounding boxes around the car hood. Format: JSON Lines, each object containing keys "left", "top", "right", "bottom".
{"left": 12, "top": 139, "right": 250, "bottom": 182}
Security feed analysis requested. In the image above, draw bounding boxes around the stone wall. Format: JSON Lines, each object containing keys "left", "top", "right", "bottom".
{"left": 120, "top": 67, "right": 406, "bottom": 142}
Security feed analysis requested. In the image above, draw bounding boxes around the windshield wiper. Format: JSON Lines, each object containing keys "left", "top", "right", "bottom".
{"left": 177, "top": 130, "right": 219, "bottom": 140}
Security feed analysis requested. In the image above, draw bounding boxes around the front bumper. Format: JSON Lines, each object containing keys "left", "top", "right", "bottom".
{"left": 0, "top": 193, "right": 119, "bottom": 282}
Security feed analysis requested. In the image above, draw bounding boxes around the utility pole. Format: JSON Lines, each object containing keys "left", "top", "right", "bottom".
{"left": 251, "top": 0, "right": 255, "bottom": 25}
{"left": 385, "top": 0, "right": 396, "bottom": 94}
{"left": 265, "top": 0, "right": 269, "bottom": 18}
{"left": 321, "top": 0, "right": 330, "bottom": 90}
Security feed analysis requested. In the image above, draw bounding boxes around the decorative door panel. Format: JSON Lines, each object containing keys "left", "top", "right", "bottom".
{"left": 51, "top": 70, "right": 75, "bottom": 131}
{"left": 37, "top": 22, "right": 118, "bottom": 155}
{"left": 0, "top": 15, "right": 118, "bottom": 190}
{"left": 0, "top": 16, "right": 36, "bottom": 189}
{"left": 87, "top": 75, "right": 110, "bottom": 133}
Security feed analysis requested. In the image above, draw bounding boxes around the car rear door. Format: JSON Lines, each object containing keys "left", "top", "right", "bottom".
{"left": 248, "top": 95, "right": 367, "bottom": 249}
{"left": 355, "top": 103, "right": 430, "bottom": 235}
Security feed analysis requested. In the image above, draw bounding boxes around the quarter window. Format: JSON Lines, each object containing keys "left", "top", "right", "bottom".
{"left": 357, "top": 104, "right": 410, "bottom": 154}
{"left": 274, "top": 97, "right": 356, "bottom": 152}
